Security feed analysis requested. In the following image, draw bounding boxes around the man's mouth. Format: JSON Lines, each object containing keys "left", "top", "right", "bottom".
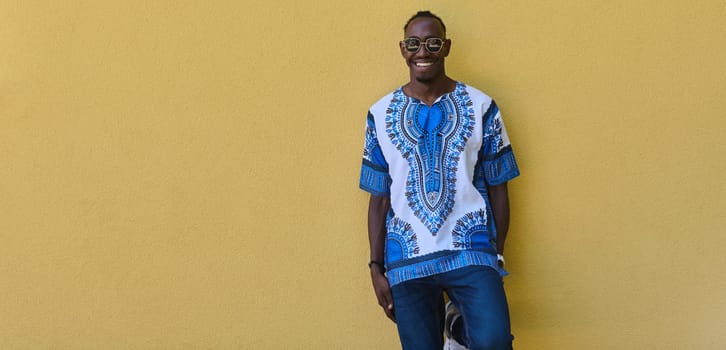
{"left": 415, "top": 61, "right": 434, "bottom": 67}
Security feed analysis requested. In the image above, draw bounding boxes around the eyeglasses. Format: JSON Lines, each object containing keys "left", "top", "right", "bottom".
{"left": 400, "top": 37, "right": 445, "bottom": 53}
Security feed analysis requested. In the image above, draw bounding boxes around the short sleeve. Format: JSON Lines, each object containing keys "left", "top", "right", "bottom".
{"left": 359, "top": 112, "right": 392, "bottom": 196}
{"left": 473, "top": 100, "right": 520, "bottom": 189}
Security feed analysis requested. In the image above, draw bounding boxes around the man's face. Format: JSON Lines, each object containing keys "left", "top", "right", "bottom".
{"left": 401, "top": 17, "right": 450, "bottom": 83}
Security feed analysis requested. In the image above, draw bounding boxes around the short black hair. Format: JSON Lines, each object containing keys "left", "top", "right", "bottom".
{"left": 403, "top": 11, "right": 446, "bottom": 35}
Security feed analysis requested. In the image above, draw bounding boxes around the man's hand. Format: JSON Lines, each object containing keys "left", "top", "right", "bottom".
{"left": 370, "top": 268, "right": 396, "bottom": 322}
{"left": 367, "top": 195, "right": 394, "bottom": 322}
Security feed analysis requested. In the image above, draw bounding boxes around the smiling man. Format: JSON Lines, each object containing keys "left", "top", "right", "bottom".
{"left": 359, "top": 11, "right": 520, "bottom": 350}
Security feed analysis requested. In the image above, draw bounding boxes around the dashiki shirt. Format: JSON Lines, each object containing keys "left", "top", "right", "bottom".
{"left": 359, "top": 82, "right": 520, "bottom": 287}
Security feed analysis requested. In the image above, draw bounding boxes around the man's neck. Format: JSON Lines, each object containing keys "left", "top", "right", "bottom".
{"left": 403, "top": 76, "right": 457, "bottom": 106}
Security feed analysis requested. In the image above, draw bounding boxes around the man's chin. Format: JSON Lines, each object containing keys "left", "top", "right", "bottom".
{"left": 415, "top": 76, "right": 434, "bottom": 83}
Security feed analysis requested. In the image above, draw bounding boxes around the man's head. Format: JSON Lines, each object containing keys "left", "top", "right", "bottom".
{"left": 400, "top": 11, "right": 451, "bottom": 84}
{"left": 403, "top": 11, "right": 446, "bottom": 35}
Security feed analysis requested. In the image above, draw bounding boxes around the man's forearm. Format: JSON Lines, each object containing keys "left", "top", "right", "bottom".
{"left": 367, "top": 194, "right": 396, "bottom": 322}
{"left": 487, "top": 182, "right": 510, "bottom": 254}
{"left": 368, "top": 195, "right": 391, "bottom": 265}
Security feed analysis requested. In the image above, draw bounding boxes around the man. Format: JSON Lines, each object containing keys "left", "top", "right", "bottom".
{"left": 359, "top": 11, "right": 520, "bottom": 350}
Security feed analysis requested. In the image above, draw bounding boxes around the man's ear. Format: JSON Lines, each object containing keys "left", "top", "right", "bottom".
{"left": 442, "top": 38, "right": 452, "bottom": 57}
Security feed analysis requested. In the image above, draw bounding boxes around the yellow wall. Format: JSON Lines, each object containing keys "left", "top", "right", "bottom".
{"left": 2, "top": 1, "right": 725, "bottom": 349}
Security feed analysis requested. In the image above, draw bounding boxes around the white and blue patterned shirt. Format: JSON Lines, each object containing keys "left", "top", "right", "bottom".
{"left": 360, "top": 82, "right": 520, "bottom": 286}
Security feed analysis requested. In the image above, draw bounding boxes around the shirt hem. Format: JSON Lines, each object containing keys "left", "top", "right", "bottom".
{"left": 386, "top": 250, "right": 508, "bottom": 287}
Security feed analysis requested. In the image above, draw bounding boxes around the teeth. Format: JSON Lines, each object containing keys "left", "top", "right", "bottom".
{"left": 416, "top": 62, "right": 433, "bottom": 67}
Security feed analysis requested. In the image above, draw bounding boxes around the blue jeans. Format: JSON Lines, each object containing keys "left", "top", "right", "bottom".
{"left": 391, "top": 265, "right": 514, "bottom": 350}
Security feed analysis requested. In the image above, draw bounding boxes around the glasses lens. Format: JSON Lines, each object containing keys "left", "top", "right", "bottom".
{"left": 403, "top": 38, "right": 421, "bottom": 52}
{"left": 425, "top": 38, "right": 443, "bottom": 52}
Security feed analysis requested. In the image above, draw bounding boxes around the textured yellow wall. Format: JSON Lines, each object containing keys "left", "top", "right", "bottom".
{"left": 2, "top": 1, "right": 725, "bottom": 349}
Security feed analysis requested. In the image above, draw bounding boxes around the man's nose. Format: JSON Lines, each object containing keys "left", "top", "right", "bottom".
{"left": 414, "top": 46, "right": 431, "bottom": 57}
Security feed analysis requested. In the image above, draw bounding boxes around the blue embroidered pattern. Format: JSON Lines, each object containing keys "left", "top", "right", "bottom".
{"left": 385, "top": 217, "right": 420, "bottom": 264}
{"left": 486, "top": 106, "right": 506, "bottom": 154}
{"left": 360, "top": 112, "right": 391, "bottom": 196}
{"left": 451, "top": 209, "right": 490, "bottom": 249}
{"left": 362, "top": 113, "right": 378, "bottom": 160}
{"left": 385, "top": 83, "right": 475, "bottom": 235}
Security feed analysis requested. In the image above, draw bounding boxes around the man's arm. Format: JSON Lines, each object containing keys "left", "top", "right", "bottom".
{"left": 368, "top": 194, "right": 395, "bottom": 322}
{"left": 487, "top": 182, "right": 510, "bottom": 258}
